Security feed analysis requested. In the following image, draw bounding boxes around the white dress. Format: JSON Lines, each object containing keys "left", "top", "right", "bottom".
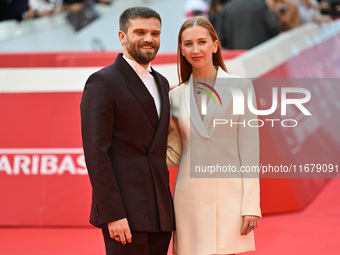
{"left": 167, "top": 69, "right": 262, "bottom": 255}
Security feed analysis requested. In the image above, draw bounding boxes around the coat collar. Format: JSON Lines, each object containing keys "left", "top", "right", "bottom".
{"left": 185, "top": 67, "right": 229, "bottom": 138}
{"left": 149, "top": 65, "right": 170, "bottom": 153}
{"left": 123, "top": 55, "right": 152, "bottom": 77}
{"left": 114, "top": 54, "right": 170, "bottom": 151}
{"left": 114, "top": 53, "right": 159, "bottom": 130}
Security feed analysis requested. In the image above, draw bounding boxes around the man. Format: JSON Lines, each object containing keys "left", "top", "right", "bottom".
{"left": 289, "top": 0, "right": 332, "bottom": 23}
{"left": 80, "top": 7, "right": 174, "bottom": 255}
{"left": 266, "top": 0, "right": 300, "bottom": 31}
{"left": 215, "top": 0, "right": 281, "bottom": 49}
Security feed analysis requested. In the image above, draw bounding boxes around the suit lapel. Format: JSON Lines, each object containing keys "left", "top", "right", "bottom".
{"left": 202, "top": 79, "right": 226, "bottom": 130}
{"left": 185, "top": 76, "right": 210, "bottom": 138}
{"left": 185, "top": 68, "right": 230, "bottom": 138}
{"left": 148, "top": 67, "right": 170, "bottom": 152}
{"left": 203, "top": 68, "right": 233, "bottom": 136}
{"left": 115, "top": 54, "right": 159, "bottom": 130}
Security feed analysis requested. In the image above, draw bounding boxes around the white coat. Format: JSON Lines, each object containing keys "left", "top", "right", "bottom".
{"left": 167, "top": 68, "right": 261, "bottom": 255}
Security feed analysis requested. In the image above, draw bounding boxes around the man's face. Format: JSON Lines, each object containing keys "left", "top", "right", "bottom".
{"left": 119, "top": 17, "right": 161, "bottom": 67}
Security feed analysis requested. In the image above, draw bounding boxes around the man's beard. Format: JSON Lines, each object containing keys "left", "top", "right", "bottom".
{"left": 126, "top": 39, "right": 159, "bottom": 65}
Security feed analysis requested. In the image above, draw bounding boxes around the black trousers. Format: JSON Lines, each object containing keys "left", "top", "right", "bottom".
{"left": 101, "top": 229, "right": 172, "bottom": 255}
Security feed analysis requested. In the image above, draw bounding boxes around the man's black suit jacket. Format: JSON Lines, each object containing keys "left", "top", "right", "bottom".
{"left": 80, "top": 53, "right": 174, "bottom": 232}
{"left": 215, "top": 0, "right": 281, "bottom": 49}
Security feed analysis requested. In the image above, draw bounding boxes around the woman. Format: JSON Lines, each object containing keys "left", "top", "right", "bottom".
{"left": 167, "top": 16, "right": 261, "bottom": 255}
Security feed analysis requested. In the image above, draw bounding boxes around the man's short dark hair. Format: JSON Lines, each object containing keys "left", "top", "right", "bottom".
{"left": 119, "top": 6, "right": 162, "bottom": 33}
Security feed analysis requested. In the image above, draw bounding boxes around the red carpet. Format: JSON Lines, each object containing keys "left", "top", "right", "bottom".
{"left": 251, "top": 177, "right": 340, "bottom": 255}
{"left": 1, "top": 177, "right": 339, "bottom": 255}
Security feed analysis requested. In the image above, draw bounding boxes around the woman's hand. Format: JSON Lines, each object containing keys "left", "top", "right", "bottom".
{"left": 241, "top": 215, "right": 260, "bottom": 235}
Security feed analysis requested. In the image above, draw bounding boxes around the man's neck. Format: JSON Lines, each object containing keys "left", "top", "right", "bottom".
{"left": 123, "top": 55, "right": 152, "bottom": 75}
{"left": 122, "top": 52, "right": 149, "bottom": 69}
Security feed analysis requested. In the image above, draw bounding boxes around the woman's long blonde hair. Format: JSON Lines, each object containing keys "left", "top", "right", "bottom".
{"left": 177, "top": 16, "right": 228, "bottom": 84}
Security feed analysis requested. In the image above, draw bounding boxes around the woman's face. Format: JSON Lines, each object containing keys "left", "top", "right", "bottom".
{"left": 180, "top": 25, "right": 218, "bottom": 71}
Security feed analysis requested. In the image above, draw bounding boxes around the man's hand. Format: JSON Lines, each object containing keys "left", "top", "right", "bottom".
{"left": 241, "top": 215, "right": 260, "bottom": 235}
{"left": 108, "top": 218, "right": 132, "bottom": 244}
